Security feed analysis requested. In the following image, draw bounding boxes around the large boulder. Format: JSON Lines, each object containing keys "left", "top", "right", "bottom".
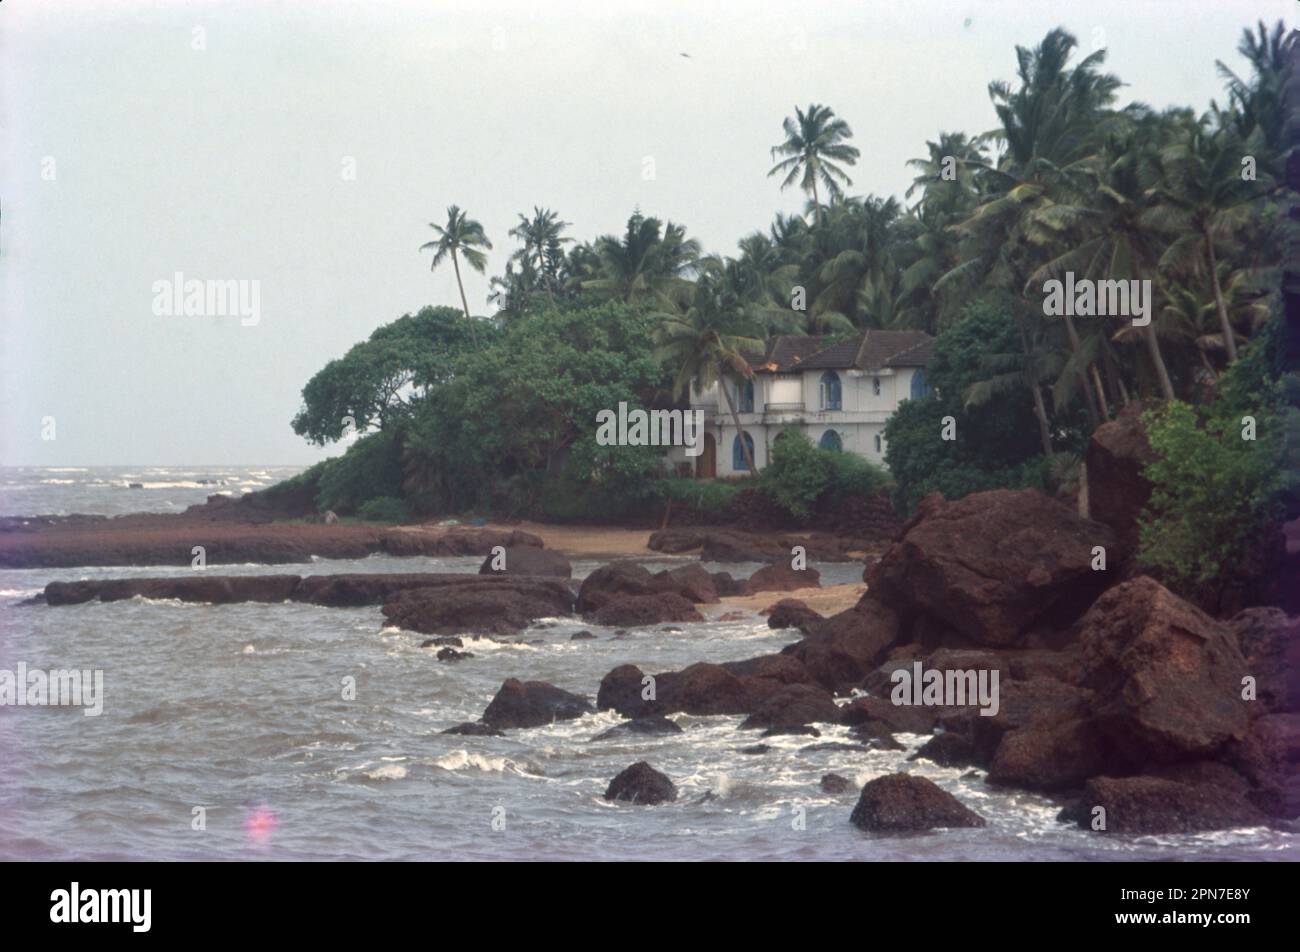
{"left": 987, "top": 717, "right": 1112, "bottom": 791}
{"left": 1080, "top": 576, "right": 1249, "bottom": 765}
{"left": 746, "top": 562, "right": 821, "bottom": 595}
{"left": 586, "top": 593, "right": 704, "bottom": 628}
{"left": 596, "top": 659, "right": 806, "bottom": 719}
{"left": 781, "top": 594, "right": 902, "bottom": 692}
{"left": 650, "top": 563, "right": 719, "bottom": 603}
{"left": 849, "top": 774, "right": 986, "bottom": 832}
{"left": 738, "top": 684, "right": 839, "bottom": 730}
{"left": 576, "top": 562, "right": 657, "bottom": 614}
{"left": 481, "top": 678, "right": 594, "bottom": 729}
{"left": 869, "top": 489, "right": 1117, "bottom": 647}
{"left": 700, "top": 531, "right": 789, "bottom": 563}
{"left": 1229, "top": 607, "right": 1300, "bottom": 715}
{"left": 1082, "top": 402, "right": 1155, "bottom": 558}
{"left": 1060, "top": 775, "right": 1268, "bottom": 834}
{"left": 765, "top": 598, "right": 825, "bottom": 630}
{"left": 478, "top": 545, "right": 571, "bottom": 578}
{"left": 597, "top": 665, "right": 661, "bottom": 718}
{"left": 1224, "top": 713, "right": 1300, "bottom": 818}
{"left": 604, "top": 762, "right": 677, "bottom": 805}
{"left": 381, "top": 578, "right": 575, "bottom": 635}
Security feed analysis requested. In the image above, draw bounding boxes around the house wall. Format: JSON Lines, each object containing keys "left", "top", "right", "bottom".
{"left": 696, "top": 367, "right": 926, "bottom": 476}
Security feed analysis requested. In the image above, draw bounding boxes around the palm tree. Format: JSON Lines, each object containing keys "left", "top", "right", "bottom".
{"left": 653, "top": 257, "right": 765, "bottom": 475}
{"left": 420, "top": 205, "right": 493, "bottom": 345}
{"left": 768, "top": 104, "right": 860, "bottom": 228}
{"left": 1153, "top": 116, "right": 1269, "bottom": 362}
{"left": 509, "top": 207, "right": 572, "bottom": 299}
{"left": 586, "top": 211, "right": 700, "bottom": 305}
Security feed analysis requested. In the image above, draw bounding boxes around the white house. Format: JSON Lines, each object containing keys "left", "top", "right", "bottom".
{"left": 677, "top": 330, "right": 935, "bottom": 477}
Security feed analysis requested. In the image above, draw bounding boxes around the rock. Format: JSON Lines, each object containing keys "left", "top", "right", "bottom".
{"left": 782, "top": 594, "right": 902, "bottom": 692}
{"left": 1082, "top": 402, "right": 1155, "bottom": 558}
{"left": 587, "top": 593, "right": 704, "bottom": 628}
{"left": 478, "top": 545, "right": 572, "bottom": 578}
{"left": 762, "top": 725, "right": 821, "bottom": 738}
{"left": 591, "top": 716, "right": 683, "bottom": 741}
{"left": 569, "top": 630, "right": 596, "bottom": 641}
{"left": 910, "top": 731, "right": 981, "bottom": 768}
{"left": 575, "top": 561, "right": 657, "bottom": 613}
{"left": 738, "top": 684, "right": 839, "bottom": 730}
{"left": 480, "top": 678, "right": 594, "bottom": 729}
{"left": 440, "top": 722, "right": 504, "bottom": 737}
{"left": 380, "top": 578, "right": 575, "bottom": 635}
{"left": 746, "top": 562, "right": 821, "bottom": 595}
{"left": 45, "top": 574, "right": 302, "bottom": 606}
{"left": 941, "top": 679, "right": 1094, "bottom": 769}
{"left": 700, "top": 531, "right": 788, "bottom": 563}
{"left": 647, "top": 528, "right": 706, "bottom": 554}
{"left": 869, "top": 489, "right": 1118, "bottom": 647}
{"left": 1229, "top": 607, "right": 1300, "bottom": 714}
{"left": 1223, "top": 713, "right": 1300, "bottom": 818}
{"left": 849, "top": 774, "right": 986, "bottom": 832}
{"left": 604, "top": 761, "right": 677, "bottom": 805}
{"left": 436, "top": 647, "right": 473, "bottom": 662}
{"left": 710, "top": 572, "right": 746, "bottom": 596}
{"left": 765, "top": 598, "right": 825, "bottom": 630}
{"left": 717, "top": 611, "right": 747, "bottom": 621}
{"left": 1080, "top": 576, "right": 1249, "bottom": 765}
{"left": 838, "top": 695, "right": 939, "bottom": 735}
{"left": 650, "top": 563, "right": 719, "bottom": 603}
{"left": 740, "top": 745, "right": 771, "bottom": 755}
{"left": 1060, "top": 775, "right": 1268, "bottom": 834}
{"left": 597, "top": 665, "right": 660, "bottom": 718}
{"left": 421, "top": 636, "right": 463, "bottom": 648}
{"left": 820, "top": 773, "right": 855, "bottom": 795}
{"left": 987, "top": 717, "right": 1112, "bottom": 791}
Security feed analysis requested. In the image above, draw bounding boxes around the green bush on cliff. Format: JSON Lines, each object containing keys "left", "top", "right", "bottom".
{"left": 315, "top": 428, "right": 406, "bottom": 515}
{"left": 1138, "top": 329, "right": 1292, "bottom": 599}
{"left": 356, "top": 495, "right": 411, "bottom": 523}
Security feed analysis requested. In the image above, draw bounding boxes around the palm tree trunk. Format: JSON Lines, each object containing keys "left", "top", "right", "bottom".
{"left": 720, "top": 379, "right": 757, "bottom": 476}
{"left": 451, "top": 250, "right": 478, "bottom": 347}
{"left": 811, "top": 176, "right": 822, "bottom": 229}
{"left": 1063, "top": 314, "right": 1100, "bottom": 426}
{"left": 1141, "top": 322, "right": 1176, "bottom": 400}
{"left": 1090, "top": 364, "right": 1110, "bottom": 421}
{"left": 1205, "top": 230, "right": 1238, "bottom": 362}
{"left": 1013, "top": 310, "right": 1053, "bottom": 456}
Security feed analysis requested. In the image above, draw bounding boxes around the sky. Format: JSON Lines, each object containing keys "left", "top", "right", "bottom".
{"left": 1, "top": 0, "right": 1292, "bottom": 466}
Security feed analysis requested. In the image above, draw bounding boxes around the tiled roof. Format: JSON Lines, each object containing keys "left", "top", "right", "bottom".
{"left": 749, "top": 330, "right": 935, "bottom": 373}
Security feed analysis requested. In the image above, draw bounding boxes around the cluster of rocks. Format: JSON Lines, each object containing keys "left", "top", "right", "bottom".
{"left": 448, "top": 417, "right": 1296, "bottom": 832}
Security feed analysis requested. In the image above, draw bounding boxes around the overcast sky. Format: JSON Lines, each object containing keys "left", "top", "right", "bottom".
{"left": 1, "top": 0, "right": 1292, "bottom": 466}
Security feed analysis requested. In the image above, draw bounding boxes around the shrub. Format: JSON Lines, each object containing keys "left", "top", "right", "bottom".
{"left": 356, "top": 495, "right": 411, "bottom": 523}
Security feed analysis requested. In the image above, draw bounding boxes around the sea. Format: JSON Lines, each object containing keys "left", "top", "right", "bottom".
{"left": 0, "top": 466, "right": 1294, "bottom": 861}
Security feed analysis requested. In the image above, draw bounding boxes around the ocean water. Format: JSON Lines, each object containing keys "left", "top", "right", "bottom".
{"left": 0, "top": 468, "right": 1294, "bottom": 861}
{"left": 0, "top": 465, "right": 304, "bottom": 518}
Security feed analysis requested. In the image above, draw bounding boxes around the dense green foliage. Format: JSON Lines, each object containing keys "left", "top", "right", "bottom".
{"left": 760, "top": 429, "right": 889, "bottom": 519}
{"left": 277, "top": 20, "right": 1291, "bottom": 545}
{"left": 883, "top": 300, "right": 1055, "bottom": 510}
{"left": 1139, "top": 321, "right": 1298, "bottom": 599}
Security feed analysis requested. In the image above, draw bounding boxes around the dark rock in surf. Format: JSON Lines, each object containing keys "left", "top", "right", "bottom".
{"left": 604, "top": 761, "right": 677, "bottom": 805}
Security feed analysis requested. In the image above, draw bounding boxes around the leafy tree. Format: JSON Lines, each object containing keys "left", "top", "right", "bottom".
{"left": 291, "top": 306, "right": 475, "bottom": 445}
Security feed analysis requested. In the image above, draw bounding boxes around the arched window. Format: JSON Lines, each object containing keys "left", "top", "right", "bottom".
{"left": 819, "top": 429, "right": 842, "bottom": 452}
{"left": 738, "top": 379, "right": 754, "bottom": 413}
{"left": 819, "top": 371, "right": 842, "bottom": 410}
{"left": 732, "top": 432, "right": 755, "bottom": 471}
{"left": 910, "top": 369, "right": 930, "bottom": 400}
{"left": 874, "top": 433, "right": 883, "bottom": 454}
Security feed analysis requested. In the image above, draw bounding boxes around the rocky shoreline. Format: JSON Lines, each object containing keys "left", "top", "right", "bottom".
{"left": 13, "top": 414, "right": 1298, "bottom": 840}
